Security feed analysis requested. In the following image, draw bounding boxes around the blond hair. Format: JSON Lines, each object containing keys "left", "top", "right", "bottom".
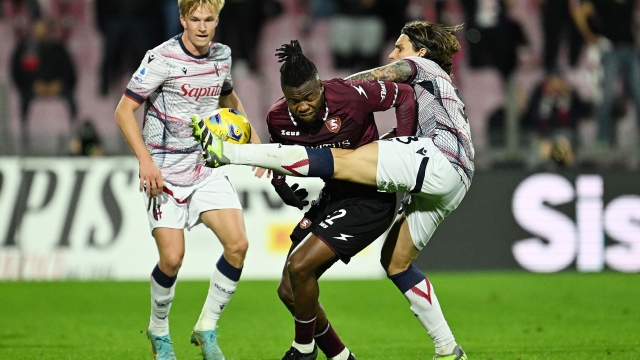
{"left": 178, "top": 0, "right": 225, "bottom": 17}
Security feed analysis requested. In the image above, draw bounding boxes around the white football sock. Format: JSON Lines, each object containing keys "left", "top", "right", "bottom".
{"left": 292, "top": 339, "right": 316, "bottom": 354}
{"left": 226, "top": 143, "right": 310, "bottom": 176}
{"left": 195, "top": 266, "right": 239, "bottom": 331}
{"left": 328, "top": 347, "right": 351, "bottom": 360}
{"left": 149, "top": 275, "right": 175, "bottom": 335}
{"left": 403, "top": 279, "right": 456, "bottom": 355}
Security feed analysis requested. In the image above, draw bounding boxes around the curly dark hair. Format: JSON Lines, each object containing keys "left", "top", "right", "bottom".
{"left": 276, "top": 40, "right": 319, "bottom": 87}
{"left": 401, "top": 21, "right": 463, "bottom": 76}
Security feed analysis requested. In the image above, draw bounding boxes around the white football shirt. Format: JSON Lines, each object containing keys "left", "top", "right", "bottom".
{"left": 125, "top": 35, "right": 233, "bottom": 186}
{"left": 403, "top": 56, "right": 475, "bottom": 189}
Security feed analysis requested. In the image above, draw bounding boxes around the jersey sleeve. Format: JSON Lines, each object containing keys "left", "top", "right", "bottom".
{"left": 347, "top": 80, "right": 416, "bottom": 136}
{"left": 221, "top": 57, "right": 233, "bottom": 96}
{"left": 124, "top": 50, "right": 168, "bottom": 104}
{"left": 403, "top": 56, "right": 446, "bottom": 85}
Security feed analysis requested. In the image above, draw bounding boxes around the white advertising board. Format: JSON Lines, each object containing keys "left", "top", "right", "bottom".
{"left": 0, "top": 157, "right": 387, "bottom": 280}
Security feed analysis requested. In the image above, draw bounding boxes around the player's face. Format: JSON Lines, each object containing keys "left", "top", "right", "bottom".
{"left": 283, "top": 78, "right": 325, "bottom": 124}
{"left": 180, "top": 6, "right": 219, "bottom": 54}
{"left": 389, "top": 34, "right": 425, "bottom": 62}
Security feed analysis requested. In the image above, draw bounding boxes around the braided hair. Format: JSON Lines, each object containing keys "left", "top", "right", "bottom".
{"left": 276, "top": 40, "right": 319, "bottom": 88}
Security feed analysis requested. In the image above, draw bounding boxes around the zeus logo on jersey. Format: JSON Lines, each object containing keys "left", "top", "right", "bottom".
{"left": 181, "top": 84, "right": 222, "bottom": 101}
{"left": 281, "top": 130, "right": 300, "bottom": 136}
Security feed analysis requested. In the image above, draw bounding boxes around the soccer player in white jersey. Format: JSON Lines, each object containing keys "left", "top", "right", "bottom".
{"left": 192, "top": 21, "right": 473, "bottom": 360}
{"left": 114, "top": 1, "right": 261, "bottom": 359}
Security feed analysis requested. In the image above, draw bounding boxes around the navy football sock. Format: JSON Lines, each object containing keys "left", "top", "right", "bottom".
{"left": 306, "top": 148, "right": 334, "bottom": 178}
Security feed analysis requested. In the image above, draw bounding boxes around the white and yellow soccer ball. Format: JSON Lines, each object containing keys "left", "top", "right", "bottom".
{"left": 204, "top": 108, "right": 252, "bottom": 144}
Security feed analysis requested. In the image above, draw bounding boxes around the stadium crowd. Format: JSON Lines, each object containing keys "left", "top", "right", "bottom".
{"left": 1, "top": 0, "right": 639, "bottom": 168}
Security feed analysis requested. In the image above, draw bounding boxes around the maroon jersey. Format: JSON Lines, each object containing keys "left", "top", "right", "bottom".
{"left": 268, "top": 78, "right": 416, "bottom": 193}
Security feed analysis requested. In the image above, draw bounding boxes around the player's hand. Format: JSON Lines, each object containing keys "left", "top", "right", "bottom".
{"left": 139, "top": 160, "right": 163, "bottom": 198}
{"left": 272, "top": 181, "right": 309, "bottom": 210}
{"left": 253, "top": 166, "right": 271, "bottom": 178}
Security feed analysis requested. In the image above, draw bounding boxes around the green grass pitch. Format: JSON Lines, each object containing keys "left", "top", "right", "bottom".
{"left": 1, "top": 272, "right": 639, "bottom": 359}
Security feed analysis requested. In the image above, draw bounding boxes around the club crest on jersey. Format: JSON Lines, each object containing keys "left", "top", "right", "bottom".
{"left": 325, "top": 116, "right": 341, "bottom": 133}
{"left": 300, "top": 218, "right": 312, "bottom": 229}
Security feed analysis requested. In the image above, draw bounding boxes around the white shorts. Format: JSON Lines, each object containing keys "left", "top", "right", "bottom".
{"left": 376, "top": 137, "right": 467, "bottom": 250}
{"left": 142, "top": 169, "right": 242, "bottom": 232}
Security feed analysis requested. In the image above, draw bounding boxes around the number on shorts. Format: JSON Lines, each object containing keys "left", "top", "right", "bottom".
{"left": 320, "top": 209, "right": 347, "bottom": 228}
{"left": 395, "top": 136, "right": 419, "bottom": 144}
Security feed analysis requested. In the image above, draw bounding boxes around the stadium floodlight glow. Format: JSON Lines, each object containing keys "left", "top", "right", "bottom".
{"left": 512, "top": 173, "right": 640, "bottom": 273}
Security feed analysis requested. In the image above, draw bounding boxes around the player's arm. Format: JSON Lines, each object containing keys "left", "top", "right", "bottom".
{"left": 219, "top": 90, "right": 261, "bottom": 144}
{"left": 114, "top": 96, "right": 163, "bottom": 197}
{"left": 267, "top": 118, "right": 308, "bottom": 209}
{"left": 345, "top": 60, "right": 414, "bottom": 83}
{"left": 349, "top": 80, "right": 417, "bottom": 136}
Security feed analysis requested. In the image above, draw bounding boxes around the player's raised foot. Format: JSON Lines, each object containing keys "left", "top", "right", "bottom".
{"left": 281, "top": 345, "right": 318, "bottom": 360}
{"left": 347, "top": 352, "right": 357, "bottom": 360}
{"left": 432, "top": 345, "right": 467, "bottom": 360}
{"left": 190, "top": 328, "right": 225, "bottom": 360}
{"left": 147, "top": 330, "right": 177, "bottom": 360}
{"left": 190, "top": 114, "right": 230, "bottom": 168}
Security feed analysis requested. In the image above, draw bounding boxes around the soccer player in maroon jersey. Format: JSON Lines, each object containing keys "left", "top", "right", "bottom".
{"left": 192, "top": 22, "right": 472, "bottom": 360}
{"left": 233, "top": 40, "right": 416, "bottom": 360}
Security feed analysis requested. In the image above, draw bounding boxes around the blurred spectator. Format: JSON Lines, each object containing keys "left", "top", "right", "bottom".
{"left": 95, "top": 0, "right": 164, "bottom": 96}
{"left": 573, "top": 0, "right": 640, "bottom": 147}
{"left": 69, "top": 120, "right": 103, "bottom": 156}
{"left": 163, "top": 0, "right": 181, "bottom": 39}
{"left": 522, "top": 72, "right": 592, "bottom": 168}
{"left": 379, "top": 0, "right": 410, "bottom": 43}
{"left": 47, "top": 0, "right": 86, "bottom": 42}
{"left": 215, "top": 0, "right": 283, "bottom": 73}
{"left": 460, "top": 0, "right": 528, "bottom": 81}
{"left": 540, "top": 0, "right": 584, "bottom": 72}
{"left": 330, "top": 0, "right": 386, "bottom": 72}
{"left": 3, "top": 0, "right": 41, "bottom": 39}
{"left": 294, "top": 0, "right": 337, "bottom": 35}
{"left": 11, "top": 19, "right": 77, "bottom": 145}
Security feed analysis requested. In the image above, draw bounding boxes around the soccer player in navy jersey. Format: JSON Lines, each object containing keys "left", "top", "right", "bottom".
{"left": 198, "top": 40, "right": 416, "bottom": 360}
{"left": 193, "top": 21, "right": 472, "bottom": 360}
{"left": 114, "top": 1, "right": 263, "bottom": 359}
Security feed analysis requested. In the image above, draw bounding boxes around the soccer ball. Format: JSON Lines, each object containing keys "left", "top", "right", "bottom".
{"left": 204, "top": 108, "right": 252, "bottom": 144}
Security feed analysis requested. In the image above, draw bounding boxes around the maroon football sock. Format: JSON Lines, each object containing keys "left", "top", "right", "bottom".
{"left": 315, "top": 322, "right": 345, "bottom": 358}
{"left": 294, "top": 315, "right": 317, "bottom": 345}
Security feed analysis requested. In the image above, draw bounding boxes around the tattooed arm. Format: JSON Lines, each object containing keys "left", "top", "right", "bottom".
{"left": 345, "top": 60, "right": 413, "bottom": 83}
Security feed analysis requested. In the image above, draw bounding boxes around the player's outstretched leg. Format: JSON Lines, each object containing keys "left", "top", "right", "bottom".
{"left": 190, "top": 113, "right": 337, "bottom": 177}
